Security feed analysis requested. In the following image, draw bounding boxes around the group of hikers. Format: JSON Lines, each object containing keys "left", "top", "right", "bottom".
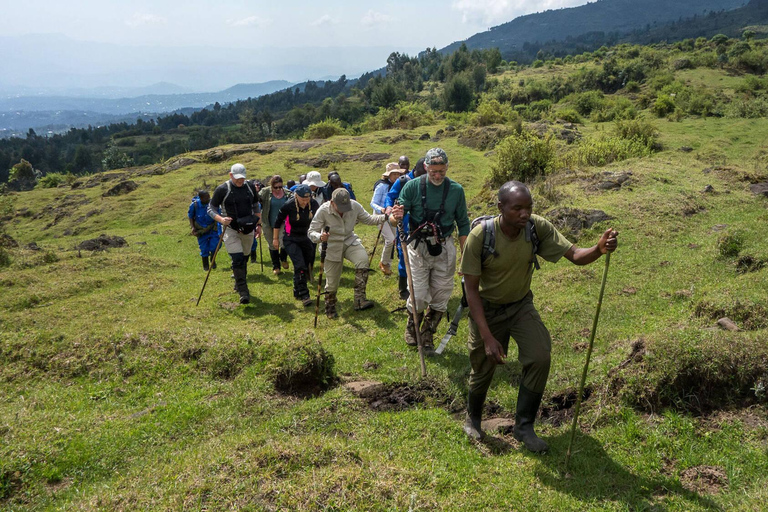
{"left": 188, "top": 147, "right": 618, "bottom": 451}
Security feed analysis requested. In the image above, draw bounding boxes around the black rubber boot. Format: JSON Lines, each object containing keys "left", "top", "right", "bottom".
{"left": 463, "top": 389, "right": 487, "bottom": 441}
{"left": 513, "top": 385, "right": 548, "bottom": 453}
{"left": 250, "top": 250, "right": 258, "bottom": 264}
{"left": 398, "top": 275, "right": 409, "bottom": 300}
{"left": 202, "top": 256, "right": 209, "bottom": 271}
{"left": 211, "top": 258, "right": 217, "bottom": 270}
{"left": 231, "top": 255, "right": 250, "bottom": 304}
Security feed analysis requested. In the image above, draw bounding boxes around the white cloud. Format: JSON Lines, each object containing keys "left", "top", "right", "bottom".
{"left": 452, "top": 0, "right": 583, "bottom": 26}
{"left": 361, "top": 10, "right": 394, "bottom": 27}
{"left": 310, "top": 15, "right": 339, "bottom": 27}
{"left": 126, "top": 12, "right": 167, "bottom": 28}
{"left": 227, "top": 15, "right": 272, "bottom": 28}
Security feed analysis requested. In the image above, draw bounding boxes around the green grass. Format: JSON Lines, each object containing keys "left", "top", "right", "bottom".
{"left": 2, "top": 69, "right": 768, "bottom": 510}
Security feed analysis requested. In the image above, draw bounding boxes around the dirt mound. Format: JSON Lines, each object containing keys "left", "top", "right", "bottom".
{"left": 680, "top": 466, "right": 728, "bottom": 495}
{"left": 609, "top": 334, "right": 768, "bottom": 413}
{"left": 203, "top": 141, "right": 326, "bottom": 162}
{"left": 270, "top": 342, "right": 336, "bottom": 398}
{"left": 736, "top": 255, "right": 765, "bottom": 274}
{"left": 0, "top": 234, "right": 18, "bottom": 249}
{"left": 750, "top": 182, "right": 768, "bottom": 197}
{"left": 457, "top": 126, "right": 514, "bottom": 151}
{"left": 544, "top": 207, "right": 613, "bottom": 238}
{"left": 77, "top": 234, "right": 128, "bottom": 251}
{"left": 349, "top": 380, "right": 451, "bottom": 412}
{"left": 593, "top": 170, "right": 633, "bottom": 191}
{"left": 293, "top": 152, "right": 390, "bottom": 168}
{"left": 530, "top": 120, "right": 582, "bottom": 144}
{"left": 102, "top": 181, "right": 138, "bottom": 197}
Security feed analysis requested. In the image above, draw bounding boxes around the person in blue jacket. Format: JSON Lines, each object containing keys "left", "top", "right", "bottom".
{"left": 385, "top": 157, "right": 426, "bottom": 299}
{"left": 321, "top": 171, "right": 356, "bottom": 202}
{"left": 188, "top": 190, "right": 221, "bottom": 271}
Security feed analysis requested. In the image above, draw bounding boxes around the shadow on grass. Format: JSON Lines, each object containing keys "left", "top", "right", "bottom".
{"left": 235, "top": 299, "right": 297, "bottom": 321}
{"left": 533, "top": 432, "right": 723, "bottom": 511}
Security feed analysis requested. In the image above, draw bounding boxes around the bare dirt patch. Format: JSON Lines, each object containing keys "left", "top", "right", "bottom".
{"left": 540, "top": 386, "right": 593, "bottom": 427}
{"left": 103, "top": 180, "right": 138, "bottom": 197}
{"left": 679, "top": 465, "right": 728, "bottom": 495}
{"left": 76, "top": 234, "right": 128, "bottom": 251}
{"left": 457, "top": 125, "right": 514, "bottom": 151}
{"left": 544, "top": 207, "right": 613, "bottom": 239}
{"left": 348, "top": 380, "right": 452, "bottom": 412}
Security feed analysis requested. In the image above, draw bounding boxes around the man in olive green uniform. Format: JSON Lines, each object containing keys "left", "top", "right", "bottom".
{"left": 460, "top": 181, "right": 618, "bottom": 452}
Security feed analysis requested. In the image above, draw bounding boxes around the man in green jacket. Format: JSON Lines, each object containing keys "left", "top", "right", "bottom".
{"left": 390, "top": 148, "right": 471, "bottom": 353}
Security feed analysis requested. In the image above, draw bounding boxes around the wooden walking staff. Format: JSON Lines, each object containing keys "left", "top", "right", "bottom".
{"left": 565, "top": 252, "right": 611, "bottom": 473}
{"left": 313, "top": 226, "right": 330, "bottom": 328}
{"left": 196, "top": 226, "right": 227, "bottom": 306}
{"left": 397, "top": 219, "right": 427, "bottom": 378}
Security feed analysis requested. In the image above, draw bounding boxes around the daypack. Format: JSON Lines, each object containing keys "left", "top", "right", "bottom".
{"left": 372, "top": 178, "right": 390, "bottom": 192}
{"left": 223, "top": 180, "right": 258, "bottom": 234}
{"left": 471, "top": 215, "right": 540, "bottom": 270}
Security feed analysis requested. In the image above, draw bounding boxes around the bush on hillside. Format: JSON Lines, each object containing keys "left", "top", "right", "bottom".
{"left": 613, "top": 119, "right": 658, "bottom": 148}
{"left": 304, "top": 118, "right": 345, "bottom": 139}
{"left": 590, "top": 97, "right": 637, "bottom": 122}
{"left": 724, "top": 97, "right": 768, "bottom": 119}
{"left": 470, "top": 98, "right": 519, "bottom": 126}
{"left": 36, "top": 173, "right": 71, "bottom": 189}
{"left": 360, "top": 102, "right": 435, "bottom": 131}
{"left": 555, "top": 108, "right": 582, "bottom": 124}
{"left": 489, "top": 130, "right": 555, "bottom": 186}
{"left": 515, "top": 99, "right": 552, "bottom": 121}
{"left": 566, "top": 134, "right": 652, "bottom": 167}
{"left": 568, "top": 90, "right": 606, "bottom": 116}
{"left": 653, "top": 94, "right": 676, "bottom": 117}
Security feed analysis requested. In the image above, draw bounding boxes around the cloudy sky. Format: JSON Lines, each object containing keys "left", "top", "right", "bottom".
{"left": 0, "top": 0, "right": 587, "bottom": 92}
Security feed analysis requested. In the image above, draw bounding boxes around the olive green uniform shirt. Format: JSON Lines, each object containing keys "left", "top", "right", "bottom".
{"left": 460, "top": 214, "right": 572, "bottom": 304}
{"left": 397, "top": 176, "right": 471, "bottom": 238}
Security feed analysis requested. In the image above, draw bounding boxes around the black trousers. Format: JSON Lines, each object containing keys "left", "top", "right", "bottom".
{"left": 284, "top": 237, "right": 315, "bottom": 299}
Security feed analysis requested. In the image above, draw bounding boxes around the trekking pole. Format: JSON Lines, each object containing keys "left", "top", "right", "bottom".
{"left": 397, "top": 218, "right": 427, "bottom": 378}
{"left": 565, "top": 252, "right": 611, "bottom": 473}
{"left": 435, "top": 278, "right": 467, "bottom": 355}
{"left": 313, "top": 226, "right": 330, "bottom": 328}
{"left": 258, "top": 226, "right": 264, "bottom": 273}
{"left": 367, "top": 223, "right": 384, "bottom": 270}
{"left": 196, "top": 226, "right": 227, "bottom": 306}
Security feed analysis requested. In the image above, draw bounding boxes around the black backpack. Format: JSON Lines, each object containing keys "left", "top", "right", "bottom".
{"left": 472, "top": 215, "right": 540, "bottom": 270}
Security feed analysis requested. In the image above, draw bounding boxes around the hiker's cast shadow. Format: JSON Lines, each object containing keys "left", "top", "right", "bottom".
{"left": 531, "top": 432, "right": 723, "bottom": 512}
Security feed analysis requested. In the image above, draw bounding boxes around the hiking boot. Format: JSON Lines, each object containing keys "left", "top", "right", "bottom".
{"left": 273, "top": 268, "right": 281, "bottom": 275}
{"left": 281, "top": 260, "right": 290, "bottom": 270}
{"left": 513, "top": 385, "right": 548, "bottom": 453}
{"left": 302, "top": 296, "right": 314, "bottom": 307}
{"left": 202, "top": 256, "right": 209, "bottom": 272}
{"left": 211, "top": 259, "right": 217, "bottom": 270}
{"left": 419, "top": 307, "right": 444, "bottom": 353}
{"left": 463, "top": 388, "right": 487, "bottom": 441}
{"left": 353, "top": 269, "right": 374, "bottom": 310}
{"left": 404, "top": 313, "right": 419, "bottom": 346}
{"left": 232, "top": 266, "right": 250, "bottom": 305}
{"left": 325, "top": 291, "right": 338, "bottom": 319}
{"left": 379, "top": 261, "right": 392, "bottom": 275}
{"left": 398, "top": 275, "right": 409, "bottom": 300}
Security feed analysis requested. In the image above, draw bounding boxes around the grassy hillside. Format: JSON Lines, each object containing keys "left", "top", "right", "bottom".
{"left": 1, "top": 54, "right": 768, "bottom": 510}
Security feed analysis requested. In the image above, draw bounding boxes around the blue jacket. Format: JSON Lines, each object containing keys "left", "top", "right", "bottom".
{"left": 189, "top": 197, "right": 220, "bottom": 234}
{"left": 385, "top": 170, "right": 414, "bottom": 230}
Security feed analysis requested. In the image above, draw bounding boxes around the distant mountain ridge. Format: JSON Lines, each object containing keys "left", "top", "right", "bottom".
{"left": 441, "top": 0, "right": 747, "bottom": 57}
{"left": 0, "top": 81, "right": 294, "bottom": 117}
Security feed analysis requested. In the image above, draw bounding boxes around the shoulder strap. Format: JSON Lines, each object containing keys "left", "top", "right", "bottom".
{"left": 480, "top": 215, "right": 499, "bottom": 265}
{"left": 525, "top": 219, "right": 541, "bottom": 270}
{"left": 419, "top": 175, "right": 451, "bottom": 215}
{"left": 223, "top": 181, "right": 232, "bottom": 205}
